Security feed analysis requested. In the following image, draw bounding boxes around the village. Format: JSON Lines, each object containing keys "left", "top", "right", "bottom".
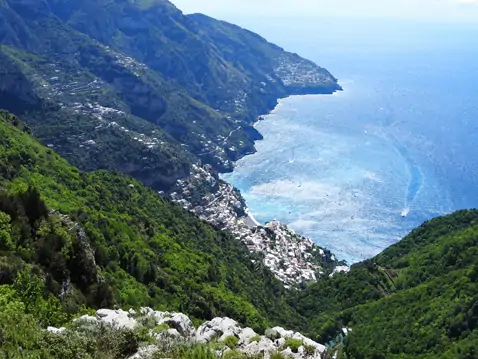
{"left": 171, "top": 164, "right": 347, "bottom": 286}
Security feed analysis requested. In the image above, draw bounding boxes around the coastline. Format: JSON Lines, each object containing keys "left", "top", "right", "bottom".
{"left": 244, "top": 208, "right": 261, "bottom": 228}
{"left": 172, "top": 81, "right": 346, "bottom": 284}
{"left": 222, "top": 85, "right": 343, "bottom": 230}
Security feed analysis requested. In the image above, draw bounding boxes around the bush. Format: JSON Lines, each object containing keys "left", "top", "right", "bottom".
{"left": 223, "top": 335, "right": 239, "bottom": 349}
{"left": 137, "top": 314, "right": 158, "bottom": 329}
{"left": 303, "top": 344, "right": 316, "bottom": 355}
{"left": 185, "top": 345, "right": 216, "bottom": 359}
{"left": 153, "top": 323, "right": 170, "bottom": 334}
{"left": 284, "top": 338, "right": 303, "bottom": 353}
{"left": 250, "top": 334, "right": 261, "bottom": 343}
{"left": 270, "top": 352, "right": 286, "bottom": 359}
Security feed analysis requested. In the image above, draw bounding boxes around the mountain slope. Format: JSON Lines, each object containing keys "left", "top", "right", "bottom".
{"left": 0, "top": 0, "right": 340, "bottom": 182}
{"left": 0, "top": 0, "right": 344, "bottom": 288}
{"left": 292, "top": 210, "right": 478, "bottom": 358}
{"left": 0, "top": 110, "right": 306, "bottom": 332}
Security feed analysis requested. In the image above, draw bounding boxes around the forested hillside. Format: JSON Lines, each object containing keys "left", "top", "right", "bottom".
{"left": 292, "top": 210, "right": 478, "bottom": 359}
{"left": 2, "top": 108, "right": 476, "bottom": 358}
{"left": 0, "top": 111, "right": 305, "bottom": 334}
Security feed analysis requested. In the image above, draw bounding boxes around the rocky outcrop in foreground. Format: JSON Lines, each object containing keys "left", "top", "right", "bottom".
{"left": 48, "top": 308, "right": 328, "bottom": 359}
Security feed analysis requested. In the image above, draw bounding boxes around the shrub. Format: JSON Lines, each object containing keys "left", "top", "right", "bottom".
{"left": 270, "top": 351, "right": 286, "bottom": 359}
{"left": 185, "top": 345, "right": 216, "bottom": 359}
{"left": 210, "top": 341, "right": 227, "bottom": 350}
{"left": 138, "top": 314, "right": 158, "bottom": 329}
{"left": 284, "top": 338, "right": 303, "bottom": 353}
{"left": 250, "top": 334, "right": 261, "bottom": 343}
{"left": 223, "top": 335, "right": 239, "bottom": 349}
{"left": 303, "top": 344, "right": 316, "bottom": 355}
{"left": 153, "top": 323, "right": 170, "bottom": 334}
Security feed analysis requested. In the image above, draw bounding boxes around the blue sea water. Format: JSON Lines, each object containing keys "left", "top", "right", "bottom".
{"left": 221, "top": 19, "right": 478, "bottom": 264}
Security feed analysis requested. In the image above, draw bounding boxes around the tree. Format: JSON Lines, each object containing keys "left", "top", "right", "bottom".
{"left": 0, "top": 211, "right": 13, "bottom": 250}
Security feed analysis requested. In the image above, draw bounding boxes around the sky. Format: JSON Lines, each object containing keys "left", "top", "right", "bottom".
{"left": 171, "top": 0, "right": 478, "bottom": 22}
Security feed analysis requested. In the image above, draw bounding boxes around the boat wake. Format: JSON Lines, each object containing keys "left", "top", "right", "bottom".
{"left": 375, "top": 109, "right": 423, "bottom": 218}
{"left": 389, "top": 134, "right": 423, "bottom": 218}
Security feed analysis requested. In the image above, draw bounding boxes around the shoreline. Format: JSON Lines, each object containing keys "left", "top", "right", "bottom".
{"left": 222, "top": 86, "right": 343, "bottom": 232}
{"left": 244, "top": 208, "right": 261, "bottom": 228}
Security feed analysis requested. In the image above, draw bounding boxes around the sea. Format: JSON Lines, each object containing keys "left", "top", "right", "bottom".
{"left": 221, "top": 18, "right": 478, "bottom": 264}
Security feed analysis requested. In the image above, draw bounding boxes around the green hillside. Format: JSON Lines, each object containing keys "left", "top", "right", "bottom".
{"left": 0, "top": 111, "right": 304, "bottom": 333}
{"left": 293, "top": 210, "right": 478, "bottom": 358}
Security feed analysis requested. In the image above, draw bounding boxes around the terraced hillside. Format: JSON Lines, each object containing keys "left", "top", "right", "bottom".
{"left": 0, "top": 0, "right": 340, "bottom": 188}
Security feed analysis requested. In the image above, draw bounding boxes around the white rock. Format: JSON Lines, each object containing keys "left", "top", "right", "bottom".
{"left": 238, "top": 327, "right": 257, "bottom": 344}
{"left": 166, "top": 328, "right": 181, "bottom": 337}
{"left": 164, "top": 313, "right": 196, "bottom": 337}
{"left": 272, "top": 326, "right": 294, "bottom": 339}
{"left": 95, "top": 309, "right": 138, "bottom": 329}
{"left": 243, "top": 337, "right": 276, "bottom": 356}
{"left": 281, "top": 347, "right": 294, "bottom": 357}
{"left": 196, "top": 317, "right": 241, "bottom": 343}
{"left": 148, "top": 310, "right": 171, "bottom": 324}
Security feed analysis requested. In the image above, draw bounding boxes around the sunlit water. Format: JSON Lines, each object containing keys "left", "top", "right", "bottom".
{"left": 221, "top": 20, "right": 478, "bottom": 263}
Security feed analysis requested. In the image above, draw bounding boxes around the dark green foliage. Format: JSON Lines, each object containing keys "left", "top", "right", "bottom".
{"left": 223, "top": 335, "right": 239, "bottom": 349}
{"left": 284, "top": 338, "right": 302, "bottom": 353}
{"left": 293, "top": 209, "right": 478, "bottom": 358}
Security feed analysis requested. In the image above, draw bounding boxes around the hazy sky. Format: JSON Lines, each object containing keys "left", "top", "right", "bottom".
{"left": 171, "top": 0, "right": 478, "bottom": 21}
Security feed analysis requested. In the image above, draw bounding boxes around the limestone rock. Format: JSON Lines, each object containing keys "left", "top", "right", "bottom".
{"left": 265, "top": 328, "right": 281, "bottom": 340}
{"left": 95, "top": 309, "right": 138, "bottom": 329}
{"left": 48, "top": 307, "right": 328, "bottom": 359}
{"left": 196, "top": 317, "right": 241, "bottom": 343}
{"left": 238, "top": 327, "right": 257, "bottom": 344}
{"left": 272, "top": 326, "right": 294, "bottom": 339}
{"left": 242, "top": 337, "right": 275, "bottom": 356}
{"left": 164, "top": 313, "right": 196, "bottom": 337}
